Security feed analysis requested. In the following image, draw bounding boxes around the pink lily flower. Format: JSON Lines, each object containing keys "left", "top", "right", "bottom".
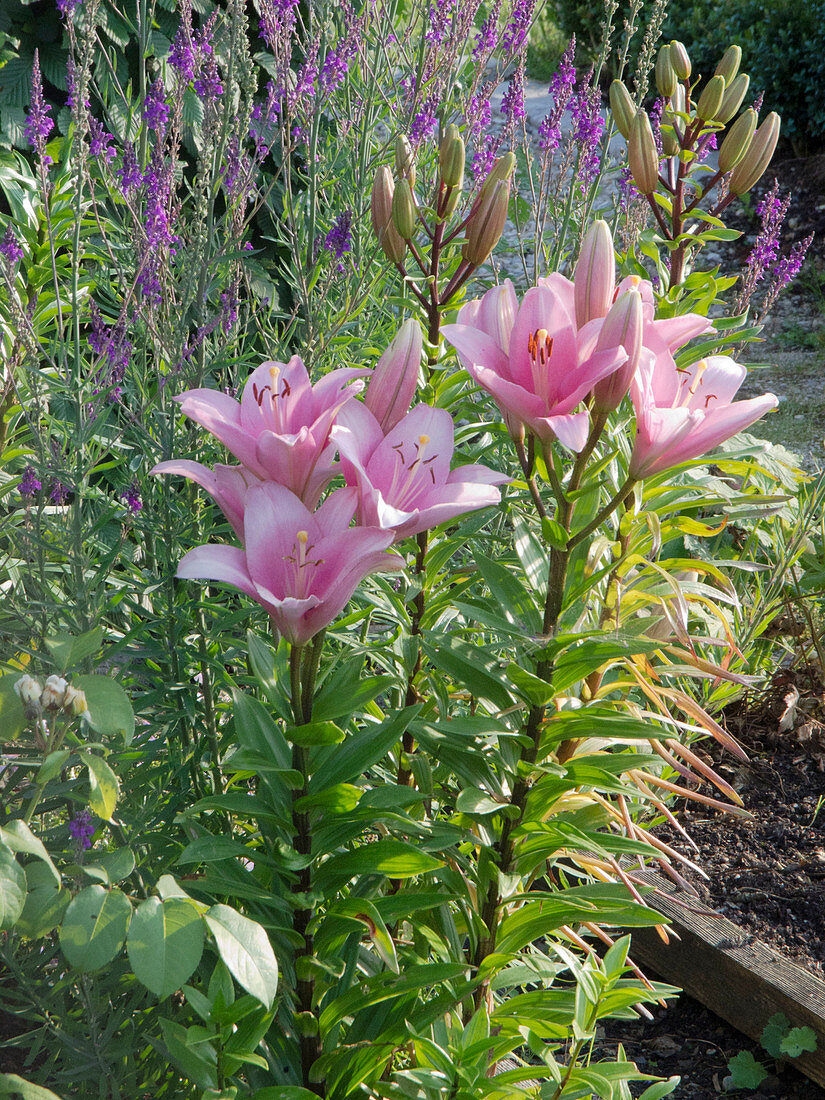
{"left": 176, "top": 484, "right": 402, "bottom": 646}
{"left": 442, "top": 280, "right": 628, "bottom": 452}
{"left": 172, "top": 355, "right": 367, "bottom": 507}
{"left": 629, "top": 352, "right": 778, "bottom": 478}
{"left": 151, "top": 459, "right": 261, "bottom": 540}
{"left": 364, "top": 319, "right": 423, "bottom": 433}
{"left": 331, "top": 401, "right": 508, "bottom": 542}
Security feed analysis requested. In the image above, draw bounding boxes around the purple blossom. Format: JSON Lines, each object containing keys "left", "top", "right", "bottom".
{"left": 194, "top": 57, "right": 224, "bottom": 102}
{"left": 696, "top": 131, "right": 717, "bottom": 163}
{"left": 648, "top": 97, "right": 664, "bottom": 159}
{"left": 617, "top": 166, "right": 638, "bottom": 210}
{"left": 120, "top": 480, "right": 143, "bottom": 515}
{"left": 426, "top": 0, "right": 456, "bottom": 47}
{"left": 773, "top": 234, "right": 813, "bottom": 291}
{"left": 570, "top": 68, "right": 605, "bottom": 184}
{"left": 19, "top": 466, "right": 41, "bottom": 500}
{"left": 56, "top": 0, "right": 81, "bottom": 21}
{"left": 68, "top": 809, "right": 95, "bottom": 851}
{"left": 474, "top": 2, "right": 501, "bottom": 58}
{"left": 222, "top": 135, "right": 252, "bottom": 198}
{"left": 259, "top": 0, "right": 300, "bottom": 52}
{"left": 143, "top": 78, "right": 170, "bottom": 132}
{"left": 89, "top": 302, "right": 132, "bottom": 401}
{"left": 88, "top": 117, "right": 116, "bottom": 163}
{"left": 501, "top": 61, "right": 526, "bottom": 125}
{"left": 745, "top": 180, "right": 791, "bottom": 286}
{"left": 220, "top": 290, "right": 238, "bottom": 333}
{"left": 324, "top": 209, "right": 352, "bottom": 263}
{"left": 410, "top": 101, "right": 438, "bottom": 144}
{"left": 501, "top": 0, "right": 535, "bottom": 53}
{"left": 25, "top": 52, "right": 54, "bottom": 160}
{"left": 117, "top": 146, "right": 143, "bottom": 196}
{"left": 169, "top": 5, "right": 196, "bottom": 82}
{"left": 537, "top": 37, "right": 576, "bottom": 152}
{"left": 49, "top": 479, "right": 70, "bottom": 505}
{"left": 0, "top": 226, "right": 23, "bottom": 265}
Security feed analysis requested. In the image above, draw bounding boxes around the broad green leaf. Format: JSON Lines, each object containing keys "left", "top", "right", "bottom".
{"left": 326, "top": 898, "right": 399, "bottom": 973}
{"left": 780, "top": 1027, "right": 817, "bottom": 1058}
{"left": 285, "top": 720, "right": 345, "bottom": 747}
{"left": 318, "top": 839, "right": 443, "bottom": 885}
{"left": 177, "top": 836, "right": 256, "bottom": 865}
{"left": 474, "top": 552, "right": 540, "bottom": 630}
{"left": 74, "top": 675, "right": 134, "bottom": 743}
{"left": 294, "top": 783, "right": 362, "bottom": 813}
{"left": 0, "top": 675, "right": 26, "bottom": 740}
{"left": 0, "top": 845, "right": 26, "bottom": 929}
{"left": 638, "top": 1080, "right": 680, "bottom": 1100}
{"left": 312, "top": 657, "right": 394, "bottom": 722}
{"left": 37, "top": 750, "right": 70, "bottom": 785}
{"left": 455, "top": 788, "right": 507, "bottom": 817}
{"left": 506, "top": 663, "right": 554, "bottom": 706}
{"left": 127, "top": 897, "right": 205, "bottom": 998}
{"left": 204, "top": 904, "right": 279, "bottom": 1009}
{"left": 0, "top": 820, "right": 60, "bottom": 884}
{"left": 320, "top": 962, "right": 468, "bottom": 1032}
{"left": 760, "top": 1012, "right": 790, "bottom": 1057}
{"left": 81, "top": 753, "right": 119, "bottom": 821}
{"left": 82, "top": 847, "right": 135, "bottom": 885}
{"left": 16, "top": 864, "right": 70, "bottom": 939}
{"left": 0, "top": 1074, "right": 64, "bottom": 1099}
{"left": 59, "top": 884, "right": 131, "bottom": 970}
{"left": 724, "top": 1051, "right": 767, "bottom": 1090}
{"left": 44, "top": 627, "right": 103, "bottom": 672}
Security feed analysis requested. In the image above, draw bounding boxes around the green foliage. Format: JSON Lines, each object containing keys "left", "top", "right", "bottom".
{"left": 724, "top": 1051, "right": 768, "bottom": 1091}
{"left": 662, "top": 0, "right": 825, "bottom": 153}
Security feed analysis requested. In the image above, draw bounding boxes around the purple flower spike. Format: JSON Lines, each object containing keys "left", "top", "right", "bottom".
{"left": 19, "top": 466, "right": 41, "bottom": 500}
{"left": 89, "top": 117, "right": 116, "bottom": 163}
{"left": 68, "top": 808, "right": 95, "bottom": 851}
{"left": 25, "top": 51, "right": 54, "bottom": 160}
{"left": 56, "top": 0, "right": 82, "bottom": 20}
{"left": 143, "top": 78, "right": 170, "bottom": 132}
{"left": 324, "top": 210, "right": 352, "bottom": 261}
{"left": 121, "top": 479, "right": 143, "bottom": 515}
{"left": 0, "top": 226, "right": 23, "bottom": 265}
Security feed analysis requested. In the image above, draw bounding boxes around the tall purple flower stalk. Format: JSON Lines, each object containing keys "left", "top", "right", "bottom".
{"left": 570, "top": 68, "right": 605, "bottom": 184}
{"left": 501, "top": 0, "right": 535, "bottom": 52}
{"left": 537, "top": 36, "right": 576, "bottom": 153}
{"left": 0, "top": 226, "right": 23, "bottom": 265}
{"left": 25, "top": 51, "right": 54, "bottom": 163}
{"left": 501, "top": 60, "right": 526, "bottom": 126}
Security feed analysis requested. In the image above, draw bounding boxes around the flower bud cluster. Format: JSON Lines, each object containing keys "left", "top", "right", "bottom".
{"left": 14, "top": 674, "right": 88, "bottom": 718}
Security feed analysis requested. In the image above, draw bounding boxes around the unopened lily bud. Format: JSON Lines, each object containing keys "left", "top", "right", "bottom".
{"left": 661, "top": 125, "right": 680, "bottom": 157}
{"left": 574, "top": 219, "right": 615, "bottom": 327}
{"left": 696, "top": 75, "right": 725, "bottom": 122}
{"left": 669, "top": 40, "right": 691, "bottom": 81}
{"left": 628, "top": 111, "right": 659, "bottom": 195}
{"left": 592, "top": 288, "right": 644, "bottom": 414}
{"left": 478, "top": 152, "right": 517, "bottom": 202}
{"left": 729, "top": 111, "right": 780, "bottom": 195}
{"left": 716, "top": 72, "right": 750, "bottom": 125}
{"left": 718, "top": 107, "right": 757, "bottom": 173}
{"left": 609, "top": 80, "right": 636, "bottom": 138}
{"left": 655, "top": 45, "right": 678, "bottom": 98}
{"left": 463, "top": 179, "right": 510, "bottom": 266}
{"left": 63, "top": 685, "right": 89, "bottom": 717}
{"left": 15, "top": 674, "right": 42, "bottom": 710}
{"left": 371, "top": 166, "right": 407, "bottom": 263}
{"left": 41, "top": 674, "right": 69, "bottom": 711}
{"left": 439, "top": 124, "right": 465, "bottom": 189}
{"left": 715, "top": 45, "right": 742, "bottom": 85}
{"left": 365, "top": 319, "right": 422, "bottom": 433}
{"left": 392, "top": 178, "right": 416, "bottom": 240}
{"left": 670, "top": 83, "right": 686, "bottom": 115}
{"left": 394, "top": 134, "right": 415, "bottom": 188}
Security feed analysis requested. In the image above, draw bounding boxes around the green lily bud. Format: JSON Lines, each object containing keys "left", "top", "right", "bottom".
{"left": 661, "top": 125, "right": 680, "bottom": 157}
{"left": 670, "top": 83, "right": 686, "bottom": 115}
{"left": 439, "top": 124, "right": 465, "bottom": 189}
{"left": 609, "top": 80, "right": 636, "bottom": 139}
{"left": 628, "top": 110, "right": 659, "bottom": 195}
{"left": 478, "top": 152, "right": 517, "bottom": 202}
{"left": 696, "top": 75, "right": 726, "bottom": 122}
{"left": 655, "top": 45, "right": 678, "bottom": 98}
{"left": 463, "top": 179, "right": 510, "bottom": 266}
{"left": 729, "top": 112, "right": 781, "bottom": 195}
{"left": 718, "top": 107, "right": 757, "bottom": 173}
{"left": 669, "top": 40, "right": 692, "bottom": 80}
{"left": 394, "top": 133, "right": 415, "bottom": 188}
{"left": 371, "top": 166, "right": 407, "bottom": 263}
{"left": 716, "top": 72, "right": 750, "bottom": 125}
{"left": 392, "top": 178, "right": 416, "bottom": 240}
{"left": 715, "top": 44, "right": 742, "bottom": 85}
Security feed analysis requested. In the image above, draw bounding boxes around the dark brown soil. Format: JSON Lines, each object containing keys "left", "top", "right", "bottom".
{"left": 599, "top": 664, "right": 825, "bottom": 1097}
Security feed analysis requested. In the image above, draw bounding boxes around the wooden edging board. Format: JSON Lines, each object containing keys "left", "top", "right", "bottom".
{"left": 628, "top": 870, "right": 825, "bottom": 1088}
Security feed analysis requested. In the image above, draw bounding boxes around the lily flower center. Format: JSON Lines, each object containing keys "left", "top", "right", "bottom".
{"left": 286, "top": 529, "right": 324, "bottom": 598}
{"left": 527, "top": 328, "right": 554, "bottom": 402}
{"left": 385, "top": 432, "right": 438, "bottom": 508}
{"left": 678, "top": 359, "right": 717, "bottom": 409}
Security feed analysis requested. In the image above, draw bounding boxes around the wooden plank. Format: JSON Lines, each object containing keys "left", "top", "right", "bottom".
{"left": 629, "top": 870, "right": 825, "bottom": 1088}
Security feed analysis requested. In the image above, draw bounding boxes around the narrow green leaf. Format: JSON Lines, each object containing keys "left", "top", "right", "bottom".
{"left": 319, "top": 839, "right": 443, "bottom": 884}
{"left": 286, "top": 721, "right": 345, "bottom": 747}
{"left": 204, "top": 904, "right": 279, "bottom": 1009}
{"left": 309, "top": 706, "right": 420, "bottom": 794}
{"left": 82, "top": 753, "right": 119, "bottom": 821}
